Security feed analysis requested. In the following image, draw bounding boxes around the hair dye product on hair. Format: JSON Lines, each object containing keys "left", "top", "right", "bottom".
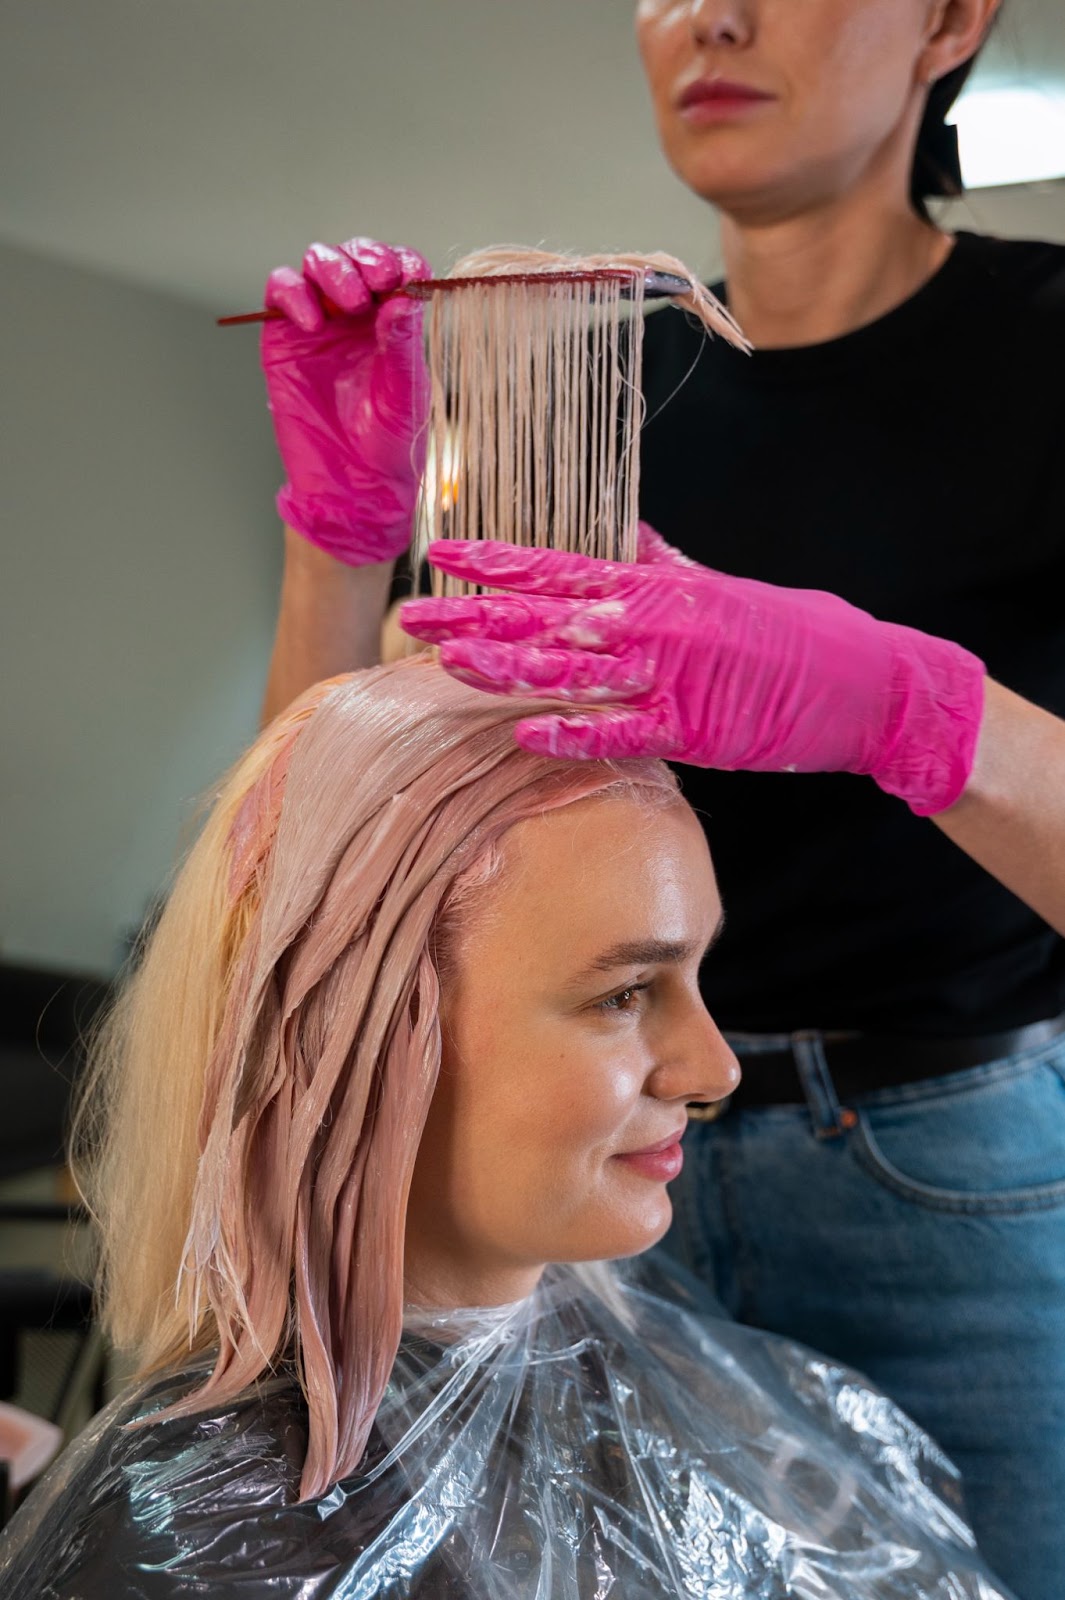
{"left": 421, "top": 248, "right": 745, "bottom": 593}
{"left": 75, "top": 659, "right": 675, "bottom": 1498}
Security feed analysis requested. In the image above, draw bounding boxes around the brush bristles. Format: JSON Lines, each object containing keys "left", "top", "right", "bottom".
{"left": 417, "top": 247, "right": 746, "bottom": 596}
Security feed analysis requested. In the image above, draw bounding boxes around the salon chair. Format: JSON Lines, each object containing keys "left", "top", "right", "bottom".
{"left": 0, "top": 961, "right": 112, "bottom": 1524}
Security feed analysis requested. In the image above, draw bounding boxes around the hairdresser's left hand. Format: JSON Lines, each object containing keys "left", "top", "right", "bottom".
{"left": 398, "top": 526, "right": 986, "bottom": 817}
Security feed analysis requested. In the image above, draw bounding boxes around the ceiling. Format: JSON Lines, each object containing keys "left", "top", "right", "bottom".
{"left": 2, "top": 0, "right": 1064, "bottom": 310}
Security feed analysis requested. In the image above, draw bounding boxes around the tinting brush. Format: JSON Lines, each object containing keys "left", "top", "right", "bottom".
{"left": 216, "top": 269, "right": 692, "bottom": 326}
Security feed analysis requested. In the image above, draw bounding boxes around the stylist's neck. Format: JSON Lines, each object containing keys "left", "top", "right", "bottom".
{"left": 719, "top": 162, "right": 952, "bottom": 350}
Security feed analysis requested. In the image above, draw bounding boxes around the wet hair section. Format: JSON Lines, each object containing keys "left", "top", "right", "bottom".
{"left": 74, "top": 658, "right": 677, "bottom": 1499}
{"left": 419, "top": 246, "right": 745, "bottom": 595}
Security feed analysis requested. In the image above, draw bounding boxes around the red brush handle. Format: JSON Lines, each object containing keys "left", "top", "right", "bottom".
{"left": 218, "top": 294, "right": 356, "bottom": 327}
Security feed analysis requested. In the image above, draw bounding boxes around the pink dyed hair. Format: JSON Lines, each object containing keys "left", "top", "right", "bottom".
{"left": 77, "top": 658, "right": 677, "bottom": 1498}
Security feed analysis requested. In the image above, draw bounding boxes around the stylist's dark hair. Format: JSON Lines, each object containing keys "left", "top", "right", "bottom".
{"left": 912, "top": 9, "right": 1001, "bottom": 219}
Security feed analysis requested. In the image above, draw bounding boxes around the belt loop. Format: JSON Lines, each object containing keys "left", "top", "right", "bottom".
{"left": 792, "top": 1030, "right": 856, "bottom": 1141}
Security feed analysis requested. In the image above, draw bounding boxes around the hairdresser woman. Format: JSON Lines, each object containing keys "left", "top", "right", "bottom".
{"left": 257, "top": 3, "right": 1064, "bottom": 1595}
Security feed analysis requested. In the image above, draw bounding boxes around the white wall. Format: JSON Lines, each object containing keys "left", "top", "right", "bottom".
{"left": 939, "top": 179, "right": 1065, "bottom": 243}
{"left": 0, "top": 238, "right": 281, "bottom": 974}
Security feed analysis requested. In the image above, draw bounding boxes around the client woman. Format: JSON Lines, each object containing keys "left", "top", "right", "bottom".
{"left": 0, "top": 660, "right": 1013, "bottom": 1598}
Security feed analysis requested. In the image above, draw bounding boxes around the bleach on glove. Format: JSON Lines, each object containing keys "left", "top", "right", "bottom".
{"left": 400, "top": 527, "right": 985, "bottom": 817}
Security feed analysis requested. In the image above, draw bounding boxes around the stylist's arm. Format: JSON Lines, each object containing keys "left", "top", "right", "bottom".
{"left": 401, "top": 529, "right": 1065, "bottom": 938}
{"left": 260, "top": 237, "right": 430, "bottom": 723}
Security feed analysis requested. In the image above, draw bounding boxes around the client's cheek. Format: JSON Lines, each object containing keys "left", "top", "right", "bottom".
{"left": 477, "top": 1035, "right": 615, "bottom": 1150}
{"left": 579, "top": 1054, "right": 651, "bottom": 1147}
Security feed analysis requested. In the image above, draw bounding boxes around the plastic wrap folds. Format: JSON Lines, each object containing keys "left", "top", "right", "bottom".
{"left": 0, "top": 1258, "right": 1014, "bottom": 1597}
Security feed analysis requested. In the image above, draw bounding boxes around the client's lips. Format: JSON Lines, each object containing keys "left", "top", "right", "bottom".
{"left": 614, "top": 1125, "right": 687, "bottom": 1182}
{"left": 677, "top": 78, "right": 775, "bottom": 120}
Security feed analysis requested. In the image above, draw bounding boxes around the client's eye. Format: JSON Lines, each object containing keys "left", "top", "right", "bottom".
{"left": 600, "top": 982, "right": 650, "bottom": 1014}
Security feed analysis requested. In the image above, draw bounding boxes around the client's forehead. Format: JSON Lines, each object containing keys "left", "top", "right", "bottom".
{"left": 475, "top": 794, "right": 718, "bottom": 978}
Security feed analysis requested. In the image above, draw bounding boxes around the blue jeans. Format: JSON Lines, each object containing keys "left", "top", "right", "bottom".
{"left": 662, "top": 1030, "right": 1065, "bottom": 1600}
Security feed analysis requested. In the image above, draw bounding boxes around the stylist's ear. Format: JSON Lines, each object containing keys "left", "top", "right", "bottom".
{"left": 918, "top": 0, "right": 1002, "bottom": 87}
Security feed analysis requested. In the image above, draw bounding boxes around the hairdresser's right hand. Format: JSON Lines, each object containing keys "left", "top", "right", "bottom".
{"left": 261, "top": 238, "right": 431, "bottom": 566}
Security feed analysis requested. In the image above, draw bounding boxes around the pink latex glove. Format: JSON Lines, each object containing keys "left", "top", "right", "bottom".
{"left": 399, "top": 527, "right": 986, "bottom": 817}
{"left": 261, "top": 237, "right": 431, "bottom": 565}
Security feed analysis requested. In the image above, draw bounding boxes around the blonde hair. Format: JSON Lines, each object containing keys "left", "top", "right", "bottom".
{"left": 421, "top": 246, "right": 747, "bottom": 591}
{"left": 75, "top": 658, "right": 677, "bottom": 1498}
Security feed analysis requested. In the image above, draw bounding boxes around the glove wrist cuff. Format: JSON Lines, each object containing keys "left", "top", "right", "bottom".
{"left": 276, "top": 486, "right": 414, "bottom": 568}
{"left": 871, "top": 629, "right": 986, "bottom": 817}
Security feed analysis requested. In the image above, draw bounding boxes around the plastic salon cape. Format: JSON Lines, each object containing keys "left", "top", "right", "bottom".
{"left": 0, "top": 1259, "right": 1013, "bottom": 1599}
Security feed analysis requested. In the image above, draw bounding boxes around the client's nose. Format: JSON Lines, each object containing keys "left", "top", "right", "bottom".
{"left": 647, "top": 997, "right": 741, "bottom": 1108}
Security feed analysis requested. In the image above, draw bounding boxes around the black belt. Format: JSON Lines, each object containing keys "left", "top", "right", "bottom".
{"left": 688, "top": 1014, "right": 1065, "bottom": 1119}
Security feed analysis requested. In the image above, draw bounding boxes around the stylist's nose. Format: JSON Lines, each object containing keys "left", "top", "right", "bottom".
{"left": 647, "top": 998, "right": 741, "bottom": 1108}
{"left": 690, "top": 0, "right": 753, "bottom": 49}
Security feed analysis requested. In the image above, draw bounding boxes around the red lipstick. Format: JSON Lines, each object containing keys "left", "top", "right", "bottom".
{"left": 677, "top": 78, "right": 775, "bottom": 124}
{"left": 613, "top": 1127, "right": 686, "bottom": 1183}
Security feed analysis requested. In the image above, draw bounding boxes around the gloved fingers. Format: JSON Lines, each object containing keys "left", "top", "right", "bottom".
{"left": 302, "top": 242, "right": 374, "bottom": 316}
{"left": 263, "top": 265, "right": 326, "bottom": 333}
{"left": 439, "top": 638, "right": 653, "bottom": 701}
{"left": 374, "top": 293, "right": 427, "bottom": 355}
{"left": 514, "top": 708, "right": 677, "bottom": 760}
{"left": 371, "top": 298, "right": 430, "bottom": 436}
{"left": 341, "top": 237, "right": 403, "bottom": 294}
{"left": 400, "top": 594, "right": 577, "bottom": 645}
{"left": 402, "top": 593, "right": 629, "bottom": 649}
{"left": 394, "top": 244, "right": 432, "bottom": 286}
{"left": 636, "top": 521, "right": 698, "bottom": 570}
{"left": 426, "top": 540, "right": 636, "bottom": 600}
{"left": 341, "top": 237, "right": 424, "bottom": 295}
{"left": 371, "top": 244, "right": 433, "bottom": 353}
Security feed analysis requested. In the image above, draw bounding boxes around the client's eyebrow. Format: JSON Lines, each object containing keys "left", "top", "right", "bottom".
{"left": 577, "top": 913, "right": 726, "bottom": 981}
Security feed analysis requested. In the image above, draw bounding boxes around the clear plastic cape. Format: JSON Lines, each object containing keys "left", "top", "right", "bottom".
{"left": 0, "top": 1257, "right": 1013, "bottom": 1598}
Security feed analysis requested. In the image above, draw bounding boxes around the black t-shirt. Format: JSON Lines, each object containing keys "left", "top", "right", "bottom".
{"left": 639, "top": 230, "right": 1065, "bottom": 1034}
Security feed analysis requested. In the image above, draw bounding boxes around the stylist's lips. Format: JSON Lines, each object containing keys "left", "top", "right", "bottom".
{"left": 677, "top": 78, "right": 776, "bottom": 123}
{"left": 614, "top": 1126, "right": 687, "bottom": 1182}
